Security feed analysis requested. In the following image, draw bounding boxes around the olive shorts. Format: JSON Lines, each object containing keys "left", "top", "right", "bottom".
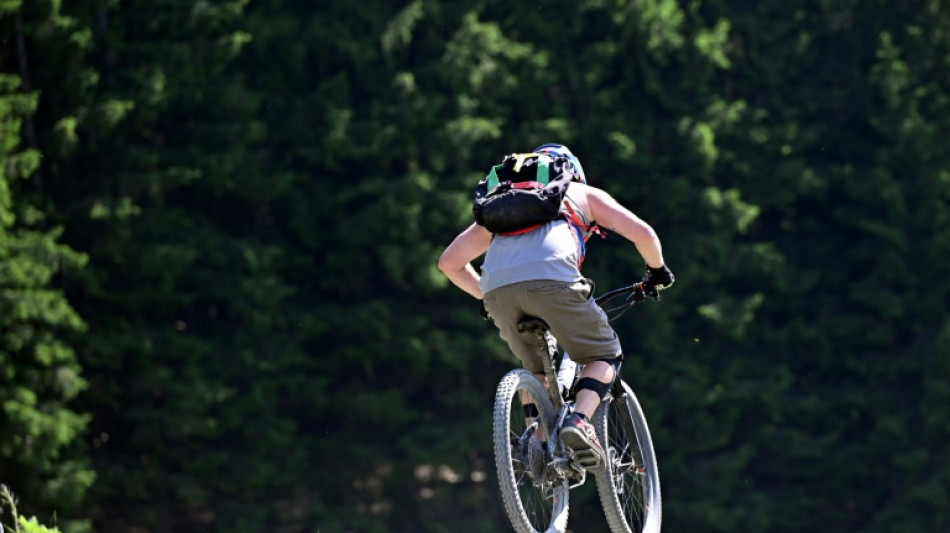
{"left": 482, "top": 279, "right": 623, "bottom": 373}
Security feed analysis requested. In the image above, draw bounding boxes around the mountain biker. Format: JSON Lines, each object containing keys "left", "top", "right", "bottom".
{"left": 438, "top": 143, "right": 674, "bottom": 472}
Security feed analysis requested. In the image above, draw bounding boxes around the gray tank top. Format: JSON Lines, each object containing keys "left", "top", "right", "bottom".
{"left": 479, "top": 220, "right": 584, "bottom": 294}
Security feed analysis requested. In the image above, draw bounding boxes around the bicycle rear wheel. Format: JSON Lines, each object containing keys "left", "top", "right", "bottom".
{"left": 593, "top": 379, "right": 662, "bottom": 533}
{"left": 493, "top": 368, "right": 569, "bottom": 533}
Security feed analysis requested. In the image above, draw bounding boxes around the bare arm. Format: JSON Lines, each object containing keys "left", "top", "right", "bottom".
{"left": 585, "top": 186, "right": 665, "bottom": 269}
{"left": 438, "top": 223, "right": 493, "bottom": 299}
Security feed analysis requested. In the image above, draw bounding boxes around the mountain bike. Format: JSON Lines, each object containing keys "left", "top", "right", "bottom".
{"left": 492, "top": 281, "right": 662, "bottom": 533}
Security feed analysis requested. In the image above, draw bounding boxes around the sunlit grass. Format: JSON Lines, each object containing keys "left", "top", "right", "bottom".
{"left": 0, "top": 484, "right": 61, "bottom": 533}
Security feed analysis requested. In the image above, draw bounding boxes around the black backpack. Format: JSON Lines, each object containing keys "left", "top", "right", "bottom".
{"left": 472, "top": 153, "right": 578, "bottom": 235}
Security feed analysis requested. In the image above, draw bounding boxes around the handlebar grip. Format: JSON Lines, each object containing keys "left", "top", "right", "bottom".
{"left": 641, "top": 282, "right": 660, "bottom": 301}
{"left": 628, "top": 282, "right": 659, "bottom": 302}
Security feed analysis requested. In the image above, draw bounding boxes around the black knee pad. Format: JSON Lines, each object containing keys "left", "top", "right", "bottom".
{"left": 575, "top": 377, "right": 611, "bottom": 401}
{"left": 574, "top": 356, "right": 623, "bottom": 401}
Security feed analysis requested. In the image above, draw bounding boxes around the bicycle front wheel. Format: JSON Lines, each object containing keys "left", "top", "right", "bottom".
{"left": 593, "top": 379, "right": 662, "bottom": 533}
{"left": 493, "top": 368, "right": 569, "bottom": 533}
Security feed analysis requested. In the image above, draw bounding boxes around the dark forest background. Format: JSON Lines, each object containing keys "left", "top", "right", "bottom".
{"left": 1, "top": 0, "right": 949, "bottom": 532}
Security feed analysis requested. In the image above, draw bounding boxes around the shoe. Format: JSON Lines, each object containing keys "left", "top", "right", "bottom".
{"left": 559, "top": 413, "right": 607, "bottom": 473}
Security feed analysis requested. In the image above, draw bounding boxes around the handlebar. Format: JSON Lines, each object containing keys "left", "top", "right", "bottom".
{"left": 595, "top": 281, "right": 659, "bottom": 321}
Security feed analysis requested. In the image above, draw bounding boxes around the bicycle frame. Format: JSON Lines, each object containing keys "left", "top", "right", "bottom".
{"left": 516, "top": 318, "right": 588, "bottom": 487}
{"left": 515, "top": 281, "right": 655, "bottom": 489}
{"left": 493, "top": 280, "right": 663, "bottom": 533}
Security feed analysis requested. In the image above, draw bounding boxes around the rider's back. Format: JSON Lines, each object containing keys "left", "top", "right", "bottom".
{"left": 479, "top": 185, "right": 598, "bottom": 294}
{"left": 479, "top": 219, "right": 583, "bottom": 293}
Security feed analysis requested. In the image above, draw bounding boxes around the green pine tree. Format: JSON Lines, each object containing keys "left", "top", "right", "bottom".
{"left": 0, "top": 54, "right": 92, "bottom": 533}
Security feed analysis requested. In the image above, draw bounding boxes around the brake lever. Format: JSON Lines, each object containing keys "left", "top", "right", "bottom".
{"left": 642, "top": 283, "right": 661, "bottom": 301}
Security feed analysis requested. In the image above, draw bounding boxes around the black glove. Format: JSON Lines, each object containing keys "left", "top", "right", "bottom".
{"left": 642, "top": 264, "right": 675, "bottom": 291}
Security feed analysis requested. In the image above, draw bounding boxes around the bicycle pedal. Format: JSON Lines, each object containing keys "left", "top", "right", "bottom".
{"left": 570, "top": 449, "right": 607, "bottom": 473}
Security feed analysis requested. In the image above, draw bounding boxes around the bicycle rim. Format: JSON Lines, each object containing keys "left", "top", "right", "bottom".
{"left": 594, "top": 380, "right": 662, "bottom": 533}
{"left": 493, "top": 369, "right": 569, "bottom": 533}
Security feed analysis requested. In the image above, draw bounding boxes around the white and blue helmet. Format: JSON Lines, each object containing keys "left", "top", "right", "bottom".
{"left": 533, "top": 143, "right": 586, "bottom": 184}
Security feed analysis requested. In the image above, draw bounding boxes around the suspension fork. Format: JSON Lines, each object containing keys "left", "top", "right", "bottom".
{"left": 610, "top": 380, "right": 645, "bottom": 468}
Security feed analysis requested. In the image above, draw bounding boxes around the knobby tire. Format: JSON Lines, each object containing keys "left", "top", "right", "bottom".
{"left": 493, "top": 369, "right": 569, "bottom": 533}
{"left": 593, "top": 379, "right": 662, "bottom": 533}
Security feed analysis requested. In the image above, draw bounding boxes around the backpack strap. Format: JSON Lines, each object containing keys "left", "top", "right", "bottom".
{"left": 498, "top": 224, "right": 544, "bottom": 237}
{"left": 562, "top": 199, "right": 605, "bottom": 241}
